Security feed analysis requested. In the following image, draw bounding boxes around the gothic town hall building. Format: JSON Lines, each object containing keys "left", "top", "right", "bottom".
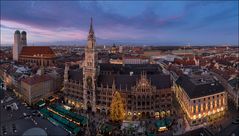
{"left": 63, "top": 19, "right": 173, "bottom": 117}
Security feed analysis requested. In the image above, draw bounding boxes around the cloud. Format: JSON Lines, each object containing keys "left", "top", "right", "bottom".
{"left": 0, "top": 1, "right": 238, "bottom": 45}
{"left": 0, "top": 20, "right": 86, "bottom": 44}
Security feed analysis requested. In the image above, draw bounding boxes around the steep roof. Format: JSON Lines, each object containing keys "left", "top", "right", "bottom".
{"left": 99, "top": 63, "right": 162, "bottom": 75}
{"left": 20, "top": 46, "right": 55, "bottom": 58}
{"left": 97, "top": 74, "right": 171, "bottom": 90}
{"left": 67, "top": 63, "right": 171, "bottom": 90}
{"left": 68, "top": 68, "right": 83, "bottom": 84}
{"left": 22, "top": 74, "right": 52, "bottom": 85}
{"left": 176, "top": 75, "right": 224, "bottom": 99}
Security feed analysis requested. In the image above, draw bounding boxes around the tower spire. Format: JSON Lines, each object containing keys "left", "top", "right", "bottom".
{"left": 90, "top": 17, "right": 94, "bottom": 33}
{"left": 88, "top": 17, "right": 95, "bottom": 40}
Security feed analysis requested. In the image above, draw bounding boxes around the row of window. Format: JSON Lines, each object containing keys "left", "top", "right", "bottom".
{"left": 193, "top": 94, "right": 224, "bottom": 103}
{"left": 193, "top": 99, "right": 224, "bottom": 113}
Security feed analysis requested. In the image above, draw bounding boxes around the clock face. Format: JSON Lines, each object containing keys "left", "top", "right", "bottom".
{"left": 87, "top": 76, "right": 92, "bottom": 88}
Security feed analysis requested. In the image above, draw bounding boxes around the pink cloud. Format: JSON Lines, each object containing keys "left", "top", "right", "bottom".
{"left": 1, "top": 20, "right": 87, "bottom": 44}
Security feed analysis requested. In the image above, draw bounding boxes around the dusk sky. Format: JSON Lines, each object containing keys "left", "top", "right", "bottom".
{"left": 1, "top": 1, "right": 238, "bottom": 46}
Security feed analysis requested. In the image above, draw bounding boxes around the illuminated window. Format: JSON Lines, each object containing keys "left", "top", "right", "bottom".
{"left": 198, "top": 104, "right": 201, "bottom": 112}
{"left": 193, "top": 105, "right": 196, "bottom": 113}
{"left": 203, "top": 103, "right": 206, "bottom": 111}
{"left": 208, "top": 102, "right": 211, "bottom": 110}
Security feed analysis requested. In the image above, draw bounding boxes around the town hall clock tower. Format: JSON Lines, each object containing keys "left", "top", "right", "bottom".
{"left": 83, "top": 18, "right": 98, "bottom": 112}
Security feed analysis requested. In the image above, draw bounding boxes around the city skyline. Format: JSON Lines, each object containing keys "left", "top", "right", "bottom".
{"left": 1, "top": 1, "right": 238, "bottom": 45}
{"left": 0, "top": 3, "right": 239, "bottom": 135}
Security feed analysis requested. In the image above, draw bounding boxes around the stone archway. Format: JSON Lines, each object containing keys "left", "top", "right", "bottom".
{"left": 146, "top": 112, "right": 150, "bottom": 118}
{"left": 142, "top": 112, "right": 146, "bottom": 118}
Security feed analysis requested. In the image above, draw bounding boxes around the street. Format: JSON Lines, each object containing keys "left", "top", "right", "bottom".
{"left": 0, "top": 87, "right": 69, "bottom": 136}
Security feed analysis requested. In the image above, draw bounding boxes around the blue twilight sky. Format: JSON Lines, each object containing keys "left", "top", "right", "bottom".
{"left": 0, "top": 1, "right": 238, "bottom": 45}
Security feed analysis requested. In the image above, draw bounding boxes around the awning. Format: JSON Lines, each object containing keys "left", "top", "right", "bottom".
{"left": 155, "top": 118, "right": 172, "bottom": 129}
{"left": 36, "top": 100, "right": 45, "bottom": 107}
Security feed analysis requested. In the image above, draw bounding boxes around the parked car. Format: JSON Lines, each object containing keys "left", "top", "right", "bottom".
{"left": 2, "top": 126, "right": 7, "bottom": 135}
{"left": 23, "top": 113, "right": 31, "bottom": 119}
{"left": 32, "top": 110, "right": 37, "bottom": 116}
{"left": 12, "top": 124, "right": 17, "bottom": 133}
{"left": 6, "top": 106, "right": 11, "bottom": 111}
{"left": 23, "top": 113, "right": 27, "bottom": 117}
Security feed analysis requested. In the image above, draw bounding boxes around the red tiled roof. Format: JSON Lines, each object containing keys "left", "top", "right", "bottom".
{"left": 20, "top": 46, "right": 55, "bottom": 58}
{"left": 21, "top": 74, "right": 52, "bottom": 85}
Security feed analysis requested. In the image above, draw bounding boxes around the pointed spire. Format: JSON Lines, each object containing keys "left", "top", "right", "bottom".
{"left": 90, "top": 17, "right": 94, "bottom": 33}
{"left": 89, "top": 17, "right": 94, "bottom": 34}
{"left": 88, "top": 17, "right": 95, "bottom": 40}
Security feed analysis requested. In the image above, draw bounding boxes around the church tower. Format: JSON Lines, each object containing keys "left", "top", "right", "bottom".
{"left": 13, "top": 30, "right": 27, "bottom": 61}
{"left": 13, "top": 30, "right": 21, "bottom": 61}
{"left": 83, "top": 18, "right": 98, "bottom": 112}
{"left": 21, "top": 31, "right": 27, "bottom": 46}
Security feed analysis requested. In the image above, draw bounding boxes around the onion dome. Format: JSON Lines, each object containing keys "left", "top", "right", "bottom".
{"left": 15, "top": 30, "right": 20, "bottom": 35}
{"left": 21, "top": 31, "right": 27, "bottom": 35}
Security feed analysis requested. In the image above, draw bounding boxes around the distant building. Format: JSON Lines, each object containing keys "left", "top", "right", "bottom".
{"left": 21, "top": 74, "right": 53, "bottom": 105}
{"left": 119, "top": 45, "right": 123, "bottom": 53}
{"left": 110, "top": 44, "right": 118, "bottom": 54}
{"left": 109, "top": 59, "right": 123, "bottom": 64}
{"left": 12, "top": 30, "right": 55, "bottom": 66}
{"left": 174, "top": 74, "right": 227, "bottom": 126}
{"left": 123, "top": 55, "right": 149, "bottom": 64}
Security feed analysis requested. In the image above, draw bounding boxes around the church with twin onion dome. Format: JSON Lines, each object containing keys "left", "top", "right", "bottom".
{"left": 13, "top": 30, "right": 55, "bottom": 66}
{"left": 63, "top": 18, "right": 173, "bottom": 118}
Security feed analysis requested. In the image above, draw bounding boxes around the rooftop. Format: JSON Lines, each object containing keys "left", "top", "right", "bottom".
{"left": 67, "top": 63, "right": 171, "bottom": 90}
{"left": 21, "top": 74, "right": 52, "bottom": 85}
{"left": 176, "top": 75, "right": 224, "bottom": 99}
{"left": 99, "top": 63, "right": 162, "bottom": 75}
{"left": 20, "top": 46, "right": 55, "bottom": 58}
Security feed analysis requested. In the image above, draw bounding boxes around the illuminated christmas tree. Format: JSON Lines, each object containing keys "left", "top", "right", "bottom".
{"left": 110, "top": 91, "right": 126, "bottom": 122}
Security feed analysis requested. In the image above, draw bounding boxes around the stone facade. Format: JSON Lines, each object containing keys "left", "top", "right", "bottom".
{"left": 21, "top": 74, "right": 53, "bottom": 105}
{"left": 62, "top": 19, "right": 173, "bottom": 117}
{"left": 175, "top": 75, "right": 227, "bottom": 126}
